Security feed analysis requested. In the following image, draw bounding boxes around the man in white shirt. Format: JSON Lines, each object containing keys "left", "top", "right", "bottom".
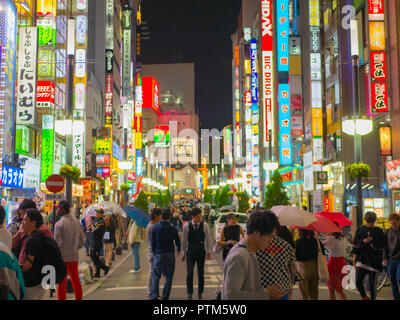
{"left": 0, "top": 206, "right": 12, "bottom": 249}
{"left": 181, "top": 207, "right": 212, "bottom": 300}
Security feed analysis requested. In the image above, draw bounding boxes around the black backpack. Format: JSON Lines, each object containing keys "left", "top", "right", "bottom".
{"left": 35, "top": 233, "right": 67, "bottom": 284}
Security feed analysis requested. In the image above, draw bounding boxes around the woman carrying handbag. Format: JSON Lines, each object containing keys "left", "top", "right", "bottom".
{"left": 295, "top": 229, "right": 326, "bottom": 300}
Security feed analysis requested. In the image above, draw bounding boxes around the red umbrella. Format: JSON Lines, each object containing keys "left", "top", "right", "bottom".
{"left": 292, "top": 215, "right": 343, "bottom": 234}
{"left": 316, "top": 211, "right": 353, "bottom": 227}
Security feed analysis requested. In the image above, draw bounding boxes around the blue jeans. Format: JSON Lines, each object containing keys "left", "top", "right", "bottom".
{"left": 151, "top": 252, "right": 175, "bottom": 300}
{"left": 131, "top": 242, "right": 141, "bottom": 271}
{"left": 388, "top": 260, "right": 400, "bottom": 300}
{"left": 278, "top": 293, "right": 289, "bottom": 300}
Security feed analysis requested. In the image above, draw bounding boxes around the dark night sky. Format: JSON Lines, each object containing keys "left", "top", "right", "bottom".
{"left": 141, "top": 0, "right": 242, "bottom": 130}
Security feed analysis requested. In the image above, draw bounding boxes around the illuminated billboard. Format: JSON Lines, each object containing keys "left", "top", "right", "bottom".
{"left": 36, "top": 81, "right": 55, "bottom": 108}
{"left": 277, "top": 0, "right": 289, "bottom": 72}
{"left": 142, "top": 77, "right": 159, "bottom": 113}
{"left": 41, "top": 115, "right": 54, "bottom": 182}
{"left": 250, "top": 39, "right": 258, "bottom": 104}
{"left": 154, "top": 125, "right": 170, "bottom": 148}
{"left": 16, "top": 27, "right": 38, "bottom": 125}
{"left": 278, "top": 84, "right": 292, "bottom": 165}
{"left": 122, "top": 5, "right": 132, "bottom": 97}
{"left": 261, "top": 0, "right": 274, "bottom": 145}
{"left": 0, "top": 0, "right": 18, "bottom": 161}
{"left": 309, "top": 0, "right": 323, "bottom": 161}
{"left": 368, "top": 2, "right": 388, "bottom": 113}
{"left": 223, "top": 127, "right": 232, "bottom": 154}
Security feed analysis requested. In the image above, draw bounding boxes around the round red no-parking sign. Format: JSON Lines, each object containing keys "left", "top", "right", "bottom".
{"left": 46, "top": 175, "right": 65, "bottom": 193}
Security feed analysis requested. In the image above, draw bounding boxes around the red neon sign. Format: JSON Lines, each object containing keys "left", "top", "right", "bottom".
{"left": 142, "top": 77, "right": 159, "bottom": 113}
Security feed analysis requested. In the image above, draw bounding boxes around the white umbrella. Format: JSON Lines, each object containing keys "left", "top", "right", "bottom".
{"left": 83, "top": 202, "right": 127, "bottom": 218}
{"left": 271, "top": 205, "right": 317, "bottom": 227}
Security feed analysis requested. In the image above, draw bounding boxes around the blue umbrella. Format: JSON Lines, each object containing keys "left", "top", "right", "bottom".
{"left": 122, "top": 206, "right": 150, "bottom": 228}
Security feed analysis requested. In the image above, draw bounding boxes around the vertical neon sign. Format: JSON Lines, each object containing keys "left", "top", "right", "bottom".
{"left": 277, "top": 0, "right": 292, "bottom": 165}
{"left": 261, "top": 0, "right": 274, "bottom": 145}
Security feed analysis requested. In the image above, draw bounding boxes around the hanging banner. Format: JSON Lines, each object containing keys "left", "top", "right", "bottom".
{"left": 16, "top": 27, "right": 38, "bottom": 125}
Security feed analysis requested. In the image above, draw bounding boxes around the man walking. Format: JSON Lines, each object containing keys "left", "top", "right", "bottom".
{"left": 384, "top": 213, "right": 400, "bottom": 300}
{"left": 150, "top": 208, "right": 181, "bottom": 300}
{"left": 353, "top": 211, "right": 385, "bottom": 300}
{"left": 222, "top": 209, "right": 284, "bottom": 300}
{"left": 146, "top": 208, "right": 162, "bottom": 299}
{"left": 181, "top": 205, "right": 191, "bottom": 223}
{"left": 181, "top": 208, "right": 212, "bottom": 300}
{"left": 90, "top": 209, "right": 109, "bottom": 278}
{"left": 54, "top": 201, "right": 85, "bottom": 300}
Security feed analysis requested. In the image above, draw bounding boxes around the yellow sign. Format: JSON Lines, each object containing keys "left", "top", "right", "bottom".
{"left": 37, "top": 0, "right": 56, "bottom": 17}
{"left": 244, "top": 60, "right": 251, "bottom": 75}
{"left": 16, "top": 0, "right": 34, "bottom": 16}
{"left": 309, "top": 0, "right": 320, "bottom": 26}
{"left": 112, "top": 158, "right": 123, "bottom": 175}
{"left": 135, "top": 132, "right": 142, "bottom": 150}
{"left": 369, "top": 21, "right": 385, "bottom": 51}
{"left": 96, "top": 140, "right": 112, "bottom": 153}
{"left": 380, "top": 126, "right": 392, "bottom": 156}
{"left": 312, "top": 109, "right": 323, "bottom": 137}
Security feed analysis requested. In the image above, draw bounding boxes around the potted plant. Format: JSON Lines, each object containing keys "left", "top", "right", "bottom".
{"left": 59, "top": 165, "right": 81, "bottom": 184}
{"left": 120, "top": 183, "right": 131, "bottom": 207}
{"left": 120, "top": 183, "right": 131, "bottom": 193}
{"left": 346, "top": 163, "right": 371, "bottom": 181}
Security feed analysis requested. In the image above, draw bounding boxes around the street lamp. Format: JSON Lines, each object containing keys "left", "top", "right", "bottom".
{"left": 342, "top": 117, "right": 373, "bottom": 136}
{"left": 341, "top": 20, "right": 374, "bottom": 229}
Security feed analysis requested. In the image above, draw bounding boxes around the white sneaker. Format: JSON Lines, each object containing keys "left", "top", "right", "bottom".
{"left": 128, "top": 269, "right": 141, "bottom": 274}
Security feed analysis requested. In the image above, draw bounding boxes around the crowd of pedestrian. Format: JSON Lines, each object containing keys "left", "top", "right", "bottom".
{"left": 137, "top": 201, "right": 400, "bottom": 301}
{"left": 0, "top": 198, "right": 123, "bottom": 300}
{"left": 1, "top": 196, "right": 400, "bottom": 301}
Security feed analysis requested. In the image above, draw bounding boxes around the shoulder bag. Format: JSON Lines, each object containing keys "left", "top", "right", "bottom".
{"left": 317, "top": 239, "right": 329, "bottom": 283}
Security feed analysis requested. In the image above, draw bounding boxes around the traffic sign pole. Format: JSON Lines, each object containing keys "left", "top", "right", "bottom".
{"left": 45, "top": 175, "right": 65, "bottom": 234}
{"left": 52, "top": 200, "right": 56, "bottom": 235}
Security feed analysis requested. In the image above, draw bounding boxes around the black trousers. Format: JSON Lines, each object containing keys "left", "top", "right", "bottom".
{"left": 186, "top": 249, "right": 206, "bottom": 295}
{"left": 356, "top": 267, "right": 377, "bottom": 300}
{"left": 91, "top": 243, "right": 107, "bottom": 274}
